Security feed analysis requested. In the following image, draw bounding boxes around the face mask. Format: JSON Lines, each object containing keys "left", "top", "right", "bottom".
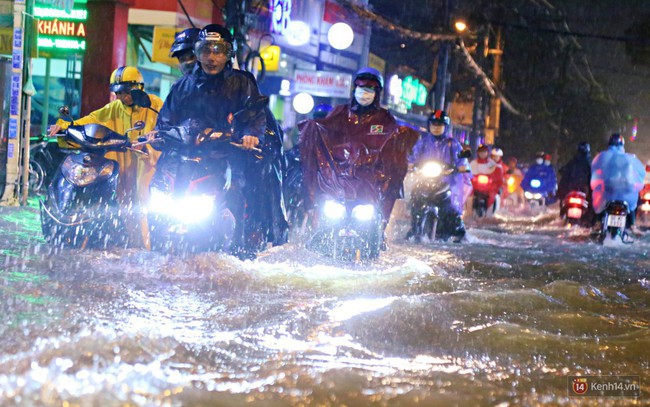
{"left": 179, "top": 60, "right": 196, "bottom": 75}
{"left": 354, "top": 87, "right": 376, "bottom": 107}
{"left": 536, "top": 158, "right": 543, "bottom": 165}
{"left": 544, "top": 160, "right": 551, "bottom": 166}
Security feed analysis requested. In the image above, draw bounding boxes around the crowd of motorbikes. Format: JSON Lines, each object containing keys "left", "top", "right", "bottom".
{"left": 31, "top": 89, "right": 646, "bottom": 259}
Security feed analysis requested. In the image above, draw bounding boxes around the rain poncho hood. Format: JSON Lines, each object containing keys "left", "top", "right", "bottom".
{"left": 298, "top": 104, "right": 418, "bottom": 220}
{"left": 410, "top": 134, "right": 471, "bottom": 214}
{"left": 590, "top": 145, "right": 645, "bottom": 214}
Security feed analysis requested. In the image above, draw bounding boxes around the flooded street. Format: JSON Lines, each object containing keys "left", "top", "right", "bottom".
{"left": 1, "top": 199, "right": 648, "bottom": 406}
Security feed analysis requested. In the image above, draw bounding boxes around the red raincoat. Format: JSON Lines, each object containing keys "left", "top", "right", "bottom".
{"left": 298, "top": 104, "right": 418, "bottom": 220}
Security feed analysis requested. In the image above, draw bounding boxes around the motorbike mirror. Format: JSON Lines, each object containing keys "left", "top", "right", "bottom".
{"left": 126, "top": 121, "right": 146, "bottom": 134}
{"left": 130, "top": 89, "right": 151, "bottom": 109}
{"left": 459, "top": 149, "right": 472, "bottom": 159}
{"left": 58, "top": 106, "right": 71, "bottom": 118}
{"left": 243, "top": 95, "right": 269, "bottom": 110}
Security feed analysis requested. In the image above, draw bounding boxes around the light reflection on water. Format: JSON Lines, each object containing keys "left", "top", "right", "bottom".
{"left": 0, "top": 202, "right": 648, "bottom": 405}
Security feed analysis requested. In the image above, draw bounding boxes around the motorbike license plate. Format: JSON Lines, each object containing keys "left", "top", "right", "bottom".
{"left": 567, "top": 207, "right": 582, "bottom": 219}
{"left": 606, "top": 214, "right": 626, "bottom": 228}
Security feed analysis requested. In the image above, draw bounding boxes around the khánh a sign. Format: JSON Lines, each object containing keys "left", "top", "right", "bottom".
{"left": 35, "top": 4, "right": 87, "bottom": 53}
{"left": 293, "top": 70, "right": 352, "bottom": 98}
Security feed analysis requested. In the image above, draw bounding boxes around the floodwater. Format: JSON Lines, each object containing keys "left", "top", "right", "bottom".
{"left": 0, "top": 199, "right": 648, "bottom": 406}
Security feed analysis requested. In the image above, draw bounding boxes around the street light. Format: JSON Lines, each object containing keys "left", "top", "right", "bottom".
{"left": 454, "top": 20, "right": 467, "bottom": 32}
{"left": 328, "top": 22, "right": 354, "bottom": 50}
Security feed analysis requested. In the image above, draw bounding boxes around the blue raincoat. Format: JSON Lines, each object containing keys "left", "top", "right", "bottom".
{"left": 521, "top": 163, "right": 557, "bottom": 195}
{"left": 590, "top": 145, "right": 645, "bottom": 214}
{"left": 410, "top": 134, "right": 471, "bottom": 214}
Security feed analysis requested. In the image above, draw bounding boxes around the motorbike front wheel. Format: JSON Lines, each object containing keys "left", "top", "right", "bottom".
{"left": 29, "top": 160, "right": 45, "bottom": 193}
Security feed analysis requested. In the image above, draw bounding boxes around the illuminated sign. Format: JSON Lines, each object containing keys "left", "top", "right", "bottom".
{"left": 35, "top": 5, "right": 87, "bottom": 52}
{"left": 260, "top": 45, "right": 281, "bottom": 71}
{"left": 401, "top": 76, "right": 427, "bottom": 108}
{"left": 270, "top": 0, "right": 291, "bottom": 35}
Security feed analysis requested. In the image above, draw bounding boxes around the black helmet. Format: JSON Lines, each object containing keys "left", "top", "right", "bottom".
{"left": 535, "top": 151, "right": 545, "bottom": 159}
{"left": 354, "top": 67, "right": 384, "bottom": 90}
{"left": 577, "top": 141, "right": 590, "bottom": 155}
{"left": 195, "top": 24, "right": 235, "bottom": 58}
{"left": 477, "top": 144, "right": 489, "bottom": 153}
{"left": 608, "top": 133, "right": 625, "bottom": 147}
{"left": 428, "top": 110, "right": 450, "bottom": 126}
{"left": 170, "top": 28, "right": 200, "bottom": 58}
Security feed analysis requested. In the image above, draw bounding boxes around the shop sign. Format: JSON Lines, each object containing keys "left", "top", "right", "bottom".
{"left": 37, "top": 0, "right": 75, "bottom": 13}
{"left": 293, "top": 69, "right": 352, "bottom": 98}
{"left": 260, "top": 45, "right": 281, "bottom": 72}
{"left": 35, "top": 4, "right": 87, "bottom": 52}
{"left": 401, "top": 76, "right": 427, "bottom": 108}
{"left": 270, "top": 0, "right": 292, "bottom": 35}
{"left": 152, "top": 26, "right": 178, "bottom": 66}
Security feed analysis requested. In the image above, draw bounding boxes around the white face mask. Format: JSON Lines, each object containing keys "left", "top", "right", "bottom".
{"left": 536, "top": 158, "right": 543, "bottom": 165}
{"left": 354, "top": 87, "right": 376, "bottom": 107}
{"left": 544, "top": 160, "right": 551, "bottom": 166}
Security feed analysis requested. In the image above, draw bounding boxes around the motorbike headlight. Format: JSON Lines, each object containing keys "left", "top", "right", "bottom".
{"left": 351, "top": 204, "right": 375, "bottom": 222}
{"left": 323, "top": 200, "right": 346, "bottom": 220}
{"left": 61, "top": 159, "right": 95, "bottom": 186}
{"left": 533, "top": 193, "right": 542, "bottom": 200}
{"left": 507, "top": 176, "right": 515, "bottom": 186}
{"left": 530, "top": 179, "right": 541, "bottom": 188}
{"left": 178, "top": 195, "right": 215, "bottom": 223}
{"left": 420, "top": 162, "right": 443, "bottom": 178}
{"left": 149, "top": 188, "right": 215, "bottom": 223}
{"left": 524, "top": 191, "right": 533, "bottom": 199}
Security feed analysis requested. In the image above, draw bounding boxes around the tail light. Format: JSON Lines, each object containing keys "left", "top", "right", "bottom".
{"left": 568, "top": 197, "right": 583, "bottom": 205}
{"left": 477, "top": 175, "right": 489, "bottom": 184}
{"left": 644, "top": 192, "right": 650, "bottom": 200}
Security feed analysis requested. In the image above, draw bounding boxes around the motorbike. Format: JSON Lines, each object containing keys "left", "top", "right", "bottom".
{"left": 522, "top": 178, "right": 553, "bottom": 207}
{"left": 306, "top": 141, "right": 387, "bottom": 262}
{"left": 407, "top": 160, "right": 456, "bottom": 241}
{"left": 471, "top": 173, "right": 498, "bottom": 217}
{"left": 637, "top": 184, "right": 650, "bottom": 224}
{"left": 145, "top": 95, "right": 268, "bottom": 255}
{"left": 29, "top": 135, "right": 66, "bottom": 194}
{"left": 560, "top": 190, "right": 589, "bottom": 226}
{"left": 598, "top": 200, "right": 633, "bottom": 244}
{"left": 39, "top": 108, "right": 145, "bottom": 248}
{"left": 283, "top": 148, "right": 307, "bottom": 231}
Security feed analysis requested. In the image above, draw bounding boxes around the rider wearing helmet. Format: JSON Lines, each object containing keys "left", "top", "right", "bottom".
{"left": 170, "top": 27, "right": 200, "bottom": 76}
{"left": 558, "top": 141, "right": 593, "bottom": 221}
{"left": 298, "top": 66, "right": 419, "bottom": 246}
{"left": 48, "top": 65, "right": 163, "bottom": 248}
{"left": 591, "top": 133, "right": 645, "bottom": 229}
{"left": 408, "top": 110, "right": 470, "bottom": 242}
{"left": 154, "top": 24, "right": 270, "bottom": 259}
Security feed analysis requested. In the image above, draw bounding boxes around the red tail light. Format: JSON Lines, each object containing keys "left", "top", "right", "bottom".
{"left": 477, "top": 175, "right": 489, "bottom": 184}
{"left": 568, "top": 197, "right": 583, "bottom": 205}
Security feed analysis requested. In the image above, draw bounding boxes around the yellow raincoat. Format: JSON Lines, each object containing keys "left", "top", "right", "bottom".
{"left": 55, "top": 94, "right": 163, "bottom": 247}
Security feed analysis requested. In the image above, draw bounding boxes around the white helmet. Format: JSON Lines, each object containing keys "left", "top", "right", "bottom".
{"left": 491, "top": 147, "right": 503, "bottom": 158}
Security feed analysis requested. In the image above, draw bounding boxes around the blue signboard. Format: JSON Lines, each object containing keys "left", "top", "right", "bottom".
{"left": 8, "top": 118, "right": 18, "bottom": 140}
{"left": 7, "top": 142, "right": 14, "bottom": 159}
{"left": 10, "top": 73, "right": 21, "bottom": 116}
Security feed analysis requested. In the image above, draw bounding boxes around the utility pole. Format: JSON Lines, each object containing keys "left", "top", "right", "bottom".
{"left": 484, "top": 25, "right": 503, "bottom": 145}
{"left": 469, "top": 25, "right": 489, "bottom": 153}
{"left": 432, "top": 0, "right": 452, "bottom": 111}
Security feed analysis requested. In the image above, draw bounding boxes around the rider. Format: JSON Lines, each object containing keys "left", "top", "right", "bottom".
{"left": 557, "top": 141, "right": 593, "bottom": 221}
{"left": 407, "top": 110, "right": 469, "bottom": 242}
{"left": 154, "top": 23, "right": 268, "bottom": 259}
{"left": 490, "top": 147, "right": 506, "bottom": 197}
{"left": 591, "top": 133, "right": 645, "bottom": 229}
{"left": 503, "top": 156, "right": 524, "bottom": 208}
{"left": 48, "top": 66, "right": 163, "bottom": 248}
{"left": 470, "top": 144, "right": 500, "bottom": 213}
{"left": 169, "top": 27, "right": 200, "bottom": 76}
{"left": 521, "top": 151, "right": 557, "bottom": 202}
{"left": 298, "top": 67, "right": 419, "bottom": 236}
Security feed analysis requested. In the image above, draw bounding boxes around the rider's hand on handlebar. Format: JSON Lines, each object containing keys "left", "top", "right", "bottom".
{"left": 48, "top": 124, "right": 62, "bottom": 137}
{"left": 241, "top": 135, "right": 260, "bottom": 150}
{"left": 144, "top": 130, "right": 159, "bottom": 142}
{"left": 457, "top": 165, "right": 469, "bottom": 173}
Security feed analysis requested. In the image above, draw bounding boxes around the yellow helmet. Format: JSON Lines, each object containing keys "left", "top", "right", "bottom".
{"left": 109, "top": 66, "right": 144, "bottom": 93}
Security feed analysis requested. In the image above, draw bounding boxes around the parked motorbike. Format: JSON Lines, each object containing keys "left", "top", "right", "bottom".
{"left": 598, "top": 200, "right": 633, "bottom": 244}
{"left": 560, "top": 190, "right": 589, "bottom": 226}
{"left": 29, "top": 135, "right": 66, "bottom": 194}
{"left": 146, "top": 95, "right": 268, "bottom": 255}
{"left": 407, "top": 160, "right": 455, "bottom": 241}
{"left": 39, "top": 108, "right": 144, "bottom": 248}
